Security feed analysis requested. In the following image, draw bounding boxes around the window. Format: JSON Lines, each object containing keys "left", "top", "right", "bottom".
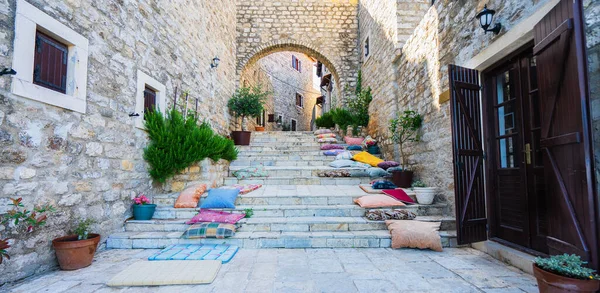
{"left": 135, "top": 70, "right": 166, "bottom": 129}
{"left": 12, "top": 0, "right": 89, "bottom": 113}
{"left": 295, "top": 93, "right": 303, "bottom": 108}
{"left": 364, "top": 37, "right": 370, "bottom": 60}
{"left": 33, "top": 31, "right": 68, "bottom": 94}
{"left": 292, "top": 55, "right": 302, "bottom": 72}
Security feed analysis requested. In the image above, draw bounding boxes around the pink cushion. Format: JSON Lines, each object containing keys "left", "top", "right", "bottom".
{"left": 186, "top": 209, "right": 246, "bottom": 225}
{"left": 344, "top": 137, "right": 365, "bottom": 145}
{"left": 321, "top": 144, "right": 345, "bottom": 150}
{"left": 382, "top": 189, "right": 415, "bottom": 204}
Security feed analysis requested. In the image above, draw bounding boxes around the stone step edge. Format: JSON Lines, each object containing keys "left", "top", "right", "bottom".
{"left": 154, "top": 203, "right": 448, "bottom": 211}
{"left": 125, "top": 216, "right": 456, "bottom": 225}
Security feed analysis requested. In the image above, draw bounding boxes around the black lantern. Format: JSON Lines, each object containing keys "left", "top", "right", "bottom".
{"left": 210, "top": 57, "right": 220, "bottom": 68}
{"left": 476, "top": 5, "right": 501, "bottom": 35}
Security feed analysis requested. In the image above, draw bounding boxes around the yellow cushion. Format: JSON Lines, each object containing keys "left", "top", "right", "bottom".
{"left": 352, "top": 151, "right": 384, "bottom": 167}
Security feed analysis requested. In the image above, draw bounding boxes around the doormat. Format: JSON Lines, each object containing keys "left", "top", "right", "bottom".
{"left": 148, "top": 244, "right": 239, "bottom": 263}
{"left": 359, "top": 184, "right": 384, "bottom": 194}
{"left": 107, "top": 260, "right": 220, "bottom": 286}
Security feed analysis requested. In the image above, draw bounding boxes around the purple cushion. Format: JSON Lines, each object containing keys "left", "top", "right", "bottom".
{"left": 321, "top": 144, "right": 345, "bottom": 150}
{"left": 324, "top": 149, "right": 345, "bottom": 156}
{"left": 186, "top": 209, "right": 246, "bottom": 225}
{"left": 377, "top": 161, "right": 400, "bottom": 170}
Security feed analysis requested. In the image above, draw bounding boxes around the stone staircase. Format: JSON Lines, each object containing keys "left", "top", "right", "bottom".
{"left": 107, "top": 131, "right": 457, "bottom": 249}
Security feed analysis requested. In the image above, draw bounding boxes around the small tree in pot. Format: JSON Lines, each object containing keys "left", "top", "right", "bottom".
{"left": 52, "top": 218, "right": 100, "bottom": 270}
{"left": 533, "top": 254, "right": 599, "bottom": 292}
{"left": 228, "top": 85, "right": 268, "bottom": 145}
{"left": 389, "top": 110, "right": 422, "bottom": 188}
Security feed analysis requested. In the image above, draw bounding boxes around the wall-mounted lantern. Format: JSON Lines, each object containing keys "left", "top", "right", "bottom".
{"left": 476, "top": 5, "right": 502, "bottom": 35}
{"left": 210, "top": 57, "right": 220, "bottom": 69}
{"left": 0, "top": 68, "right": 16, "bottom": 76}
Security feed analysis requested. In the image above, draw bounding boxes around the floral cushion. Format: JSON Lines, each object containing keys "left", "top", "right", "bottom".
{"left": 182, "top": 222, "right": 236, "bottom": 239}
{"left": 347, "top": 145, "right": 363, "bottom": 151}
{"left": 316, "top": 133, "right": 336, "bottom": 139}
{"left": 321, "top": 144, "right": 345, "bottom": 150}
{"left": 200, "top": 189, "right": 240, "bottom": 209}
{"left": 377, "top": 161, "right": 400, "bottom": 170}
{"left": 186, "top": 210, "right": 246, "bottom": 225}
{"left": 335, "top": 151, "right": 354, "bottom": 160}
{"left": 314, "top": 129, "right": 332, "bottom": 135}
{"left": 353, "top": 151, "right": 384, "bottom": 167}
{"left": 344, "top": 137, "right": 365, "bottom": 145}
{"left": 232, "top": 166, "right": 267, "bottom": 179}
{"left": 324, "top": 149, "right": 345, "bottom": 156}
{"left": 174, "top": 184, "right": 207, "bottom": 208}
{"left": 318, "top": 138, "right": 338, "bottom": 143}
{"left": 317, "top": 170, "right": 351, "bottom": 177}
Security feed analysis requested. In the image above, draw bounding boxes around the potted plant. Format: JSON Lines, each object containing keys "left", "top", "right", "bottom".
{"left": 132, "top": 194, "right": 156, "bottom": 220}
{"left": 255, "top": 125, "right": 265, "bottom": 131}
{"left": 411, "top": 180, "right": 437, "bottom": 205}
{"left": 533, "top": 254, "right": 599, "bottom": 292}
{"left": 389, "top": 110, "right": 423, "bottom": 188}
{"left": 365, "top": 140, "right": 379, "bottom": 155}
{"left": 228, "top": 85, "right": 269, "bottom": 145}
{"left": 52, "top": 218, "right": 100, "bottom": 270}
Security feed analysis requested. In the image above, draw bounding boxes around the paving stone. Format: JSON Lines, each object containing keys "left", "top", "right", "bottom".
{"left": 354, "top": 279, "right": 399, "bottom": 293}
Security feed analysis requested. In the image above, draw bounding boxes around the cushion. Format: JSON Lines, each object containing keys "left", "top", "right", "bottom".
{"left": 359, "top": 184, "right": 384, "bottom": 194}
{"left": 366, "top": 209, "right": 417, "bottom": 221}
{"left": 329, "top": 159, "right": 356, "bottom": 168}
{"left": 324, "top": 149, "right": 345, "bottom": 156}
{"left": 321, "top": 144, "right": 345, "bottom": 150}
{"left": 174, "top": 184, "right": 207, "bottom": 208}
{"left": 387, "top": 166, "right": 403, "bottom": 173}
{"left": 353, "top": 195, "right": 405, "bottom": 208}
{"left": 182, "top": 222, "right": 236, "bottom": 239}
{"left": 385, "top": 220, "right": 443, "bottom": 252}
{"left": 316, "top": 133, "right": 336, "bottom": 139}
{"left": 186, "top": 210, "right": 246, "bottom": 225}
{"left": 318, "top": 138, "right": 337, "bottom": 143}
{"left": 347, "top": 145, "right": 363, "bottom": 151}
{"left": 378, "top": 161, "right": 400, "bottom": 170}
{"left": 314, "top": 129, "right": 332, "bottom": 135}
{"left": 335, "top": 151, "right": 354, "bottom": 160}
{"left": 372, "top": 180, "right": 397, "bottom": 189}
{"left": 353, "top": 151, "right": 384, "bottom": 167}
{"left": 317, "top": 170, "right": 350, "bottom": 177}
{"left": 200, "top": 189, "right": 240, "bottom": 209}
{"left": 232, "top": 166, "right": 267, "bottom": 179}
{"left": 344, "top": 137, "right": 364, "bottom": 145}
{"left": 367, "top": 167, "right": 390, "bottom": 178}
{"left": 219, "top": 184, "right": 262, "bottom": 195}
{"left": 382, "top": 189, "right": 415, "bottom": 204}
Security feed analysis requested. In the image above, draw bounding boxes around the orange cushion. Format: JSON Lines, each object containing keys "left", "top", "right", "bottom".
{"left": 353, "top": 195, "right": 405, "bottom": 208}
{"left": 174, "top": 184, "right": 207, "bottom": 208}
{"left": 385, "top": 220, "right": 443, "bottom": 252}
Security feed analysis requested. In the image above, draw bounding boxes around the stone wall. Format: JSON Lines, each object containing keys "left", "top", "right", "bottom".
{"left": 0, "top": 0, "right": 236, "bottom": 283}
{"left": 584, "top": 0, "right": 600, "bottom": 204}
{"left": 241, "top": 52, "right": 320, "bottom": 132}
{"left": 236, "top": 0, "right": 360, "bottom": 105}
{"left": 368, "top": 0, "right": 558, "bottom": 208}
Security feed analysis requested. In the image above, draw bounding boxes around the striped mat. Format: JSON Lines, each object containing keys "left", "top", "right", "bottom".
{"left": 148, "top": 244, "right": 238, "bottom": 263}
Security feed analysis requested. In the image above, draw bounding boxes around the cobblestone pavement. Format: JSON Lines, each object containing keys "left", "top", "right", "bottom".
{"left": 4, "top": 248, "right": 538, "bottom": 293}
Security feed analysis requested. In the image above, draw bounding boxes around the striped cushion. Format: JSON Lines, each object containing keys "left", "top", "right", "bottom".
{"left": 182, "top": 222, "right": 236, "bottom": 239}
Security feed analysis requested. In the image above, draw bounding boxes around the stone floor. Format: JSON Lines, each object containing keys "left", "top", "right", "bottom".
{"left": 4, "top": 247, "right": 538, "bottom": 293}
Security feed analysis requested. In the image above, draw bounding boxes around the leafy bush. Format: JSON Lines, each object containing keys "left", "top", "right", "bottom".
{"left": 330, "top": 108, "right": 355, "bottom": 131}
{"left": 411, "top": 180, "right": 427, "bottom": 188}
{"left": 74, "top": 218, "right": 95, "bottom": 240}
{"left": 390, "top": 110, "right": 423, "bottom": 170}
{"left": 228, "top": 85, "right": 269, "bottom": 131}
{"left": 347, "top": 70, "right": 372, "bottom": 128}
{"left": 315, "top": 111, "right": 335, "bottom": 128}
{"left": 535, "top": 254, "right": 599, "bottom": 280}
{"left": 144, "top": 108, "right": 238, "bottom": 183}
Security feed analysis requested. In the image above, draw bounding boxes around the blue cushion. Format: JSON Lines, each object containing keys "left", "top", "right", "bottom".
{"left": 347, "top": 145, "right": 362, "bottom": 151}
{"left": 200, "top": 189, "right": 240, "bottom": 209}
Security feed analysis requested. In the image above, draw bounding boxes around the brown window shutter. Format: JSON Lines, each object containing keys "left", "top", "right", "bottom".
{"left": 143, "top": 86, "right": 157, "bottom": 114}
{"left": 33, "top": 31, "right": 68, "bottom": 94}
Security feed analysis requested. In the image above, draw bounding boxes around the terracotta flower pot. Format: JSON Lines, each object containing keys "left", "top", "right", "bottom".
{"left": 533, "top": 264, "right": 600, "bottom": 293}
{"left": 255, "top": 126, "right": 265, "bottom": 132}
{"left": 52, "top": 233, "right": 101, "bottom": 270}
{"left": 231, "top": 131, "right": 251, "bottom": 145}
{"left": 391, "top": 170, "right": 413, "bottom": 188}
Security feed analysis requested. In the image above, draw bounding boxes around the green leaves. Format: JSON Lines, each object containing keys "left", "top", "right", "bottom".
{"left": 535, "top": 254, "right": 599, "bottom": 280}
{"left": 228, "top": 85, "right": 269, "bottom": 128}
{"left": 144, "top": 108, "right": 238, "bottom": 183}
{"left": 315, "top": 111, "right": 335, "bottom": 128}
{"left": 389, "top": 110, "right": 423, "bottom": 170}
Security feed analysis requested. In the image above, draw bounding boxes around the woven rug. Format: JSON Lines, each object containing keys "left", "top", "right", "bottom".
{"left": 148, "top": 244, "right": 238, "bottom": 263}
{"left": 107, "top": 260, "right": 220, "bottom": 286}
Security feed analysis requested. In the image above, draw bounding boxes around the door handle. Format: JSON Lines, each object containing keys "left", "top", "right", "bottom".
{"left": 523, "top": 143, "right": 532, "bottom": 165}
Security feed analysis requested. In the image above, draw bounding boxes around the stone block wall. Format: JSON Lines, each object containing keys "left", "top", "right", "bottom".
{"left": 584, "top": 0, "right": 600, "bottom": 201}
{"left": 241, "top": 52, "right": 320, "bottom": 132}
{"left": 236, "top": 0, "right": 360, "bottom": 105}
{"left": 0, "top": 0, "right": 236, "bottom": 283}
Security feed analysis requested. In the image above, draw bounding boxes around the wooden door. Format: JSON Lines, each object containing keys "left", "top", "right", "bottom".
{"left": 534, "top": 0, "right": 598, "bottom": 269}
{"left": 291, "top": 119, "right": 297, "bottom": 131}
{"left": 449, "top": 65, "right": 487, "bottom": 245}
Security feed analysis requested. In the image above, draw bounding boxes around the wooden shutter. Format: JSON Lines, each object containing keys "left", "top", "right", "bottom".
{"left": 292, "top": 55, "right": 297, "bottom": 70}
{"left": 143, "top": 86, "right": 157, "bottom": 114}
{"left": 449, "top": 64, "right": 487, "bottom": 245}
{"left": 533, "top": 0, "right": 598, "bottom": 269}
{"left": 33, "top": 31, "right": 68, "bottom": 93}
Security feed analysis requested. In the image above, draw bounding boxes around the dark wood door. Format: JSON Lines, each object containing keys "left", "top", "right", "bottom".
{"left": 291, "top": 119, "right": 297, "bottom": 131}
{"left": 533, "top": 0, "right": 598, "bottom": 269}
{"left": 449, "top": 65, "right": 487, "bottom": 245}
{"left": 484, "top": 48, "right": 548, "bottom": 253}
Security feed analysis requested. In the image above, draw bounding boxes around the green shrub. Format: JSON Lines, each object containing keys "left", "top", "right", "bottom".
{"left": 144, "top": 108, "right": 238, "bottom": 183}
{"left": 390, "top": 110, "right": 423, "bottom": 170}
{"left": 347, "top": 70, "right": 372, "bottom": 128}
{"left": 535, "top": 254, "right": 599, "bottom": 280}
{"left": 331, "top": 108, "right": 355, "bottom": 131}
{"left": 315, "top": 112, "right": 335, "bottom": 128}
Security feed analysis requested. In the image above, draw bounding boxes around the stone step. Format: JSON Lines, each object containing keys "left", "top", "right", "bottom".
{"left": 236, "top": 146, "right": 331, "bottom": 152}
{"left": 227, "top": 166, "right": 377, "bottom": 177}
{"left": 223, "top": 176, "right": 376, "bottom": 186}
{"left": 237, "top": 150, "right": 335, "bottom": 156}
{"left": 123, "top": 216, "right": 456, "bottom": 233}
{"left": 234, "top": 155, "right": 335, "bottom": 161}
{"left": 106, "top": 230, "right": 459, "bottom": 249}
{"left": 239, "top": 142, "right": 323, "bottom": 147}
{"left": 251, "top": 137, "right": 328, "bottom": 142}
{"left": 230, "top": 159, "right": 334, "bottom": 167}
{"left": 153, "top": 203, "right": 449, "bottom": 219}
